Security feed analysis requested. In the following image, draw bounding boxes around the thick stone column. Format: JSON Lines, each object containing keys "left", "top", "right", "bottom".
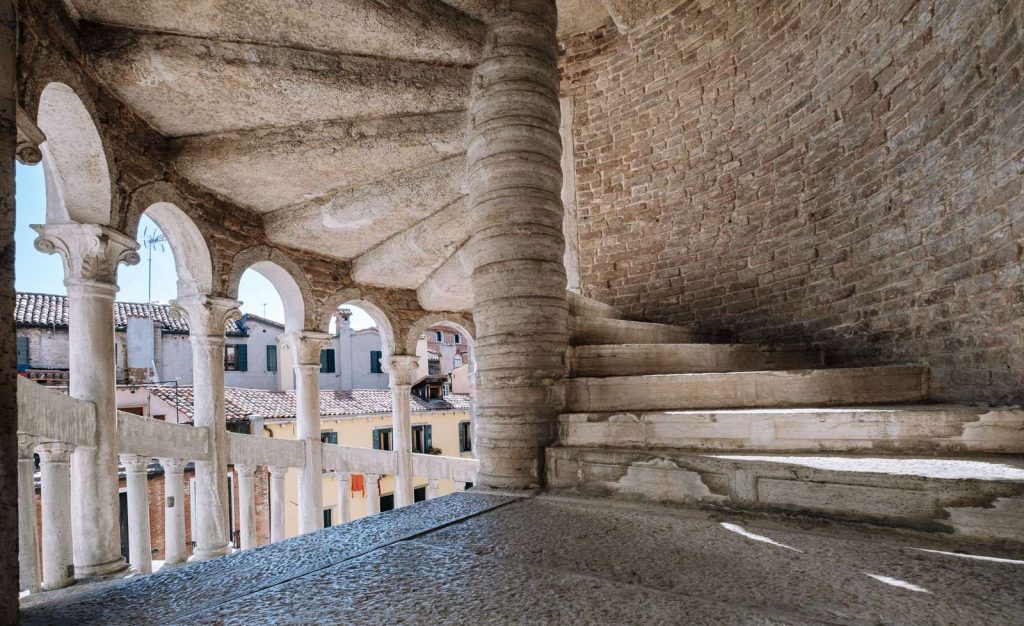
{"left": 38, "top": 442, "right": 75, "bottom": 590}
{"left": 467, "top": 0, "right": 568, "bottom": 489}
{"left": 17, "top": 436, "right": 41, "bottom": 594}
{"left": 119, "top": 455, "right": 152, "bottom": 574}
{"left": 34, "top": 224, "right": 139, "bottom": 578}
{"left": 268, "top": 466, "right": 287, "bottom": 542}
{"left": 171, "top": 295, "right": 240, "bottom": 562}
{"left": 235, "top": 465, "right": 257, "bottom": 550}
{"left": 386, "top": 355, "right": 419, "bottom": 508}
{"left": 365, "top": 473, "right": 381, "bottom": 515}
{"left": 160, "top": 458, "right": 187, "bottom": 566}
{"left": 336, "top": 472, "right": 351, "bottom": 524}
{"left": 284, "top": 332, "right": 331, "bottom": 534}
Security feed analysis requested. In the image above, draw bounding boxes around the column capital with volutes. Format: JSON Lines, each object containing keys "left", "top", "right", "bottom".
{"left": 32, "top": 223, "right": 140, "bottom": 285}
{"left": 283, "top": 331, "right": 333, "bottom": 367}
{"left": 385, "top": 354, "right": 421, "bottom": 388}
{"left": 171, "top": 295, "right": 242, "bottom": 341}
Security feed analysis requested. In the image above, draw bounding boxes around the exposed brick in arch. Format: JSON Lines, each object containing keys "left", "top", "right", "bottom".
{"left": 561, "top": 0, "right": 1024, "bottom": 404}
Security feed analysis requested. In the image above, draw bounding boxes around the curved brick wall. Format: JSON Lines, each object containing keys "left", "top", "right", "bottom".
{"left": 561, "top": 0, "right": 1024, "bottom": 403}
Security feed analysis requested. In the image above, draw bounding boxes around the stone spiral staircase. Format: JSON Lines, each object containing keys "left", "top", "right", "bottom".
{"left": 548, "top": 294, "right": 1024, "bottom": 547}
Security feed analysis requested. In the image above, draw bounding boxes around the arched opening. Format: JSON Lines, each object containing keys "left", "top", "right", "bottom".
{"left": 36, "top": 82, "right": 112, "bottom": 225}
{"left": 324, "top": 302, "right": 390, "bottom": 393}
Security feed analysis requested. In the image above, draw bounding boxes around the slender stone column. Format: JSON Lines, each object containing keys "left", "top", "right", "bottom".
{"left": 454, "top": 481, "right": 467, "bottom": 492}
{"left": 34, "top": 224, "right": 139, "bottom": 578}
{"left": 18, "top": 436, "right": 41, "bottom": 594}
{"left": 427, "top": 479, "right": 440, "bottom": 500}
{"left": 38, "top": 442, "right": 75, "bottom": 589}
{"left": 268, "top": 466, "right": 287, "bottom": 542}
{"left": 171, "top": 295, "right": 241, "bottom": 562}
{"left": 336, "top": 472, "right": 351, "bottom": 524}
{"left": 235, "top": 465, "right": 257, "bottom": 550}
{"left": 120, "top": 455, "right": 152, "bottom": 575}
{"left": 160, "top": 458, "right": 187, "bottom": 566}
{"left": 386, "top": 355, "right": 419, "bottom": 508}
{"left": 467, "top": 0, "right": 568, "bottom": 489}
{"left": 365, "top": 473, "right": 381, "bottom": 515}
{"left": 284, "top": 332, "right": 331, "bottom": 534}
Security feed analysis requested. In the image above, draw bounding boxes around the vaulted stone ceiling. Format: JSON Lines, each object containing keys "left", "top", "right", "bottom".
{"left": 60, "top": 0, "right": 672, "bottom": 309}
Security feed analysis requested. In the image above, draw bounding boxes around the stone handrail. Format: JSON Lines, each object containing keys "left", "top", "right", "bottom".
{"left": 117, "top": 411, "right": 208, "bottom": 461}
{"left": 412, "top": 452, "right": 479, "bottom": 483}
{"left": 227, "top": 432, "right": 305, "bottom": 468}
{"left": 16, "top": 376, "right": 96, "bottom": 446}
{"left": 322, "top": 442, "right": 396, "bottom": 475}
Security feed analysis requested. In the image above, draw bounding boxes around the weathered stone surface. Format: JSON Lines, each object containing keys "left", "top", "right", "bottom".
{"left": 568, "top": 342, "right": 824, "bottom": 376}
{"left": 569, "top": 315, "right": 720, "bottom": 345}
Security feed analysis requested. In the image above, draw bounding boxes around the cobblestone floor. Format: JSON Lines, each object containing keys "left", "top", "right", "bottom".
{"left": 21, "top": 493, "right": 1024, "bottom": 625}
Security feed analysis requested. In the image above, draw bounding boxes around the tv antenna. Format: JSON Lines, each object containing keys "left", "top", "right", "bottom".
{"left": 142, "top": 226, "right": 168, "bottom": 303}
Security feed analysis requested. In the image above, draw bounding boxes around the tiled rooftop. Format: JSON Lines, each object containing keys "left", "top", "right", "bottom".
{"left": 150, "top": 386, "right": 471, "bottom": 423}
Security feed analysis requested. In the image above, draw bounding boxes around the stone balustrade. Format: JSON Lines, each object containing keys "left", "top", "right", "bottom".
{"left": 16, "top": 378, "right": 478, "bottom": 595}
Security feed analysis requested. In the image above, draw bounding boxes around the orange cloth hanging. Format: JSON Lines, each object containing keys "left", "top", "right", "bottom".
{"left": 350, "top": 473, "right": 366, "bottom": 497}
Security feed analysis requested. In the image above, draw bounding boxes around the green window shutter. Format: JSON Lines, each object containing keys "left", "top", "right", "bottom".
{"left": 372, "top": 428, "right": 381, "bottom": 450}
{"left": 458, "top": 422, "right": 466, "bottom": 453}
{"left": 320, "top": 349, "right": 336, "bottom": 373}
{"left": 237, "top": 345, "right": 248, "bottom": 372}
{"left": 424, "top": 425, "right": 432, "bottom": 453}
{"left": 16, "top": 336, "right": 29, "bottom": 368}
{"left": 266, "top": 345, "right": 278, "bottom": 372}
{"left": 370, "top": 350, "right": 382, "bottom": 374}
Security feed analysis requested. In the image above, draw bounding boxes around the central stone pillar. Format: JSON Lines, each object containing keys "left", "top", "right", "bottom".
{"left": 159, "top": 458, "right": 187, "bottom": 566}
{"left": 268, "top": 466, "right": 287, "bottom": 542}
{"left": 466, "top": 0, "right": 568, "bottom": 489}
{"left": 172, "top": 295, "right": 241, "bottom": 562}
{"left": 33, "top": 224, "right": 140, "bottom": 578}
{"left": 285, "top": 331, "right": 331, "bottom": 534}
{"left": 38, "top": 442, "right": 75, "bottom": 590}
{"left": 120, "top": 454, "right": 152, "bottom": 574}
{"left": 235, "top": 465, "right": 257, "bottom": 549}
{"left": 386, "top": 355, "right": 419, "bottom": 507}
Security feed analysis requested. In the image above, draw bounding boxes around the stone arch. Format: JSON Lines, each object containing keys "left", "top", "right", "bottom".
{"left": 36, "top": 82, "right": 114, "bottom": 225}
{"left": 125, "top": 182, "right": 215, "bottom": 297}
{"left": 403, "top": 312, "right": 475, "bottom": 356}
{"left": 227, "top": 246, "right": 314, "bottom": 333}
{"left": 321, "top": 287, "right": 398, "bottom": 357}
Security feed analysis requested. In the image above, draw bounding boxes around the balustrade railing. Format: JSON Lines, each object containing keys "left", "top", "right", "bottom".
{"left": 16, "top": 377, "right": 478, "bottom": 595}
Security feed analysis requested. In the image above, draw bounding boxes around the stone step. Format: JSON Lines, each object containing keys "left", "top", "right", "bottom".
{"left": 566, "top": 365, "right": 929, "bottom": 413}
{"left": 546, "top": 446, "right": 1024, "bottom": 546}
{"left": 569, "top": 316, "right": 729, "bottom": 346}
{"left": 567, "top": 292, "right": 624, "bottom": 320}
{"left": 568, "top": 343, "right": 824, "bottom": 377}
{"left": 558, "top": 405, "right": 1024, "bottom": 454}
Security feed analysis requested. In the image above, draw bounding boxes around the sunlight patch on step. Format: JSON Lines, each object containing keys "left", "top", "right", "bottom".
{"left": 720, "top": 523, "right": 803, "bottom": 553}
{"left": 911, "top": 548, "right": 1024, "bottom": 565}
{"left": 864, "top": 573, "right": 931, "bottom": 593}
{"left": 706, "top": 456, "right": 1024, "bottom": 481}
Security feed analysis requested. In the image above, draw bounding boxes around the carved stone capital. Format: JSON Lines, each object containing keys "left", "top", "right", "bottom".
{"left": 32, "top": 223, "right": 140, "bottom": 284}
{"left": 283, "top": 331, "right": 333, "bottom": 367}
{"left": 120, "top": 454, "right": 151, "bottom": 474}
{"left": 234, "top": 464, "right": 257, "bottom": 478}
{"left": 18, "top": 434, "right": 38, "bottom": 460}
{"left": 160, "top": 458, "right": 186, "bottom": 475}
{"left": 171, "top": 295, "right": 242, "bottom": 339}
{"left": 386, "top": 354, "right": 421, "bottom": 388}
{"left": 16, "top": 107, "right": 46, "bottom": 165}
{"left": 37, "top": 442, "right": 75, "bottom": 464}
{"left": 268, "top": 465, "right": 288, "bottom": 478}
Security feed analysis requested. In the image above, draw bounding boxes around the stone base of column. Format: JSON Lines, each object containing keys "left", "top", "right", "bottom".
{"left": 188, "top": 544, "right": 233, "bottom": 563}
{"left": 74, "top": 557, "right": 129, "bottom": 582}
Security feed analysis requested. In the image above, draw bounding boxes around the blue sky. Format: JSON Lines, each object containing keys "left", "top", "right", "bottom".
{"left": 15, "top": 163, "right": 375, "bottom": 329}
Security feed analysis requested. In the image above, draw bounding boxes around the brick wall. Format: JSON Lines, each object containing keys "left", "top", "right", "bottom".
{"left": 561, "top": 0, "right": 1024, "bottom": 403}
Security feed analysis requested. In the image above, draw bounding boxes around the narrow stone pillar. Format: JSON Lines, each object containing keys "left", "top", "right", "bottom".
{"left": 467, "top": 0, "right": 568, "bottom": 489}
{"left": 427, "top": 479, "right": 440, "bottom": 500}
{"left": 268, "top": 466, "right": 287, "bottom": 542}
{"left": 34, "top": 224, "right": 139, "bottom": 579}
{"left": 171, "top": 295, "right": 241, "bottom": 562}
{"left": 284, "top": 332, "right": 331, "bottom": 534}
{"left": 336, "top": 472, "right": 351, "bottom": 524}
{"left": 235, "top": 465, "right": 257, "bottom": 550}
{"left": 38, "top": 442, "right": 75, "bottom": 589}
{"left": 17, "top": 436, "right": 41, "bottom": 594}
{"left": 120, "top": 455, "right": 152, "bottom": 575}
{"left": 454, "top": 481, "right": 467, "bottom": 492}
{"left": 386, "top": 355, "right": 419, "bottom": 508}
{"left": 160, "top": 458, "right": 187, "bottom": 566}
{"left": 365, "top": 473, "right": 381, "bottom": 516}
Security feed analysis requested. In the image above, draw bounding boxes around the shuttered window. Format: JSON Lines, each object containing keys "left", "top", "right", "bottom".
{"left": 225, "top": 345, "right": 248, "bottom": 372}
{"left": 16, "top": 336, "right": 29, "bottom": 369}
{"left": 266, "top": 345, "right": 278, "bottom": 372}
{"left": 458, "top": 421, "right": 472, "bottom": 453}
{"left": 320, "top": 349, "right": 336, "bottom": 373}
{"left": 372, "top": 427, "right": 393, "bottom": 451}
{"left": 369, "top": 350, "right": 383, "bottom": 374}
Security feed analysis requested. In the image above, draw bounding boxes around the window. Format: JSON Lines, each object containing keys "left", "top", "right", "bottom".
{"left": 266, "top": 345, "right": 278, "bottom": 372}
{"left": 411, "top": 424, "right": 432, "bottom": 454}
{"left": 459, "top": 421, "right": 472, "bottom": 453}
{"left": 320, "top": 348, "right": 336, "bottom": 374}
{"left": 121, "top": 406, "right": 145, "bottom": 416}
{"left": 16, "top": 336, "right": 29, "bottom": 370}
{"left": 380, "top": 493, "right": 395, "bottom": 512}
{"left": 225, "top": 344, "right": 247, "bottom": 371}
{"left": 373, "top": 427, "right": 393, "bottom": 451}
{"left": 323, "top": 508, "right": 333, "bottom": 528}
{"left": 414, "top": 486, "right": 426, "bottom": 503}
{"left": 227, "top": 422, "right": 251, "bottom": 435}
{"left": 453, "top": 333, "right": 461, "bottom": 344}
{"left": 321, "top": 431, "right": 338, "bottom": 445}
{"left": 434, "top": 331, "right": 443, "bottom": 342}
{"left": 369, "top": 350, "right": 383, "bottom": 374}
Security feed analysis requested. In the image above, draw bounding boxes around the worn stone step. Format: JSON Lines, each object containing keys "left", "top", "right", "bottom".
{"left": 558, "top": 405, "right": 1024, "bottom": 454}
{"left": 566, "top": 365, "right": 929, "bottom": 412}
{"left": 568, "top": 343, "right": 824, "bottom": 377}
{"left": 546, "top": 446, "right": 1024, "bottom": 546}
{"left": 569, "top": 316, "right": 729, "bottom": 346}
{"left": 567, "top": 292, "right": 624, "bottom": 320}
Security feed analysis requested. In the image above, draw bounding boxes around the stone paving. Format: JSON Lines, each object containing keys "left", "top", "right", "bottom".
{"left": 21, "top": 493, "right": 1024, "bottom": 625}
